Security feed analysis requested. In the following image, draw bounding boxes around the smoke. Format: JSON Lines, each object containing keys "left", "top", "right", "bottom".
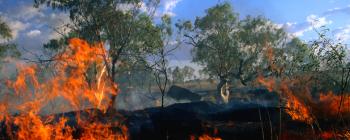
{"left": 116, "top": 88, "right": 190, "bottom": 111}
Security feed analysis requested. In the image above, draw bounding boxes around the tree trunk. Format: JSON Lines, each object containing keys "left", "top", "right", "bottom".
{"left": 217, "top": 78, "right": 230, "bottom": 103}
{"left": 108, "top": 58, "right": 118, "bottom": 111}
{"left": 161, "top": 92, "right": 165, "bottom": 108}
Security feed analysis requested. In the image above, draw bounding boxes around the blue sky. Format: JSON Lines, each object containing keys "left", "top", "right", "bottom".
{"left": 173, "top": 0, "right": 350, "bottom": 40}
{"left": 168, "top": 0, "right": 350, "bottom": 66}
{"left": 1, "top": 0, "right": 350, "bottom": 67}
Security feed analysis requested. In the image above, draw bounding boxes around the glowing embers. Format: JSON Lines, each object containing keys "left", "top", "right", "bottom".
{"left": 190, "top": 127, "right": 222, "bottom": 140}
{"left": 191, "top": 134, "right": 222, "bottom": 140}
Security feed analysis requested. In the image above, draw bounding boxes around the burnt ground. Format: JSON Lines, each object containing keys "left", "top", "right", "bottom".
{"left": 0, "top": 101, "right": 347, "bottom": 140}
{"left": 124, "top": 101, "right": 350, "bottom": 140}
{"left": 0, "top": 87, "right": 348, "bottom": 140}
{"left": 54, "top": 100, "right": 350, "bottom": 140}
{"left": 124, "top": 102, "right": 310, "bottom": 140}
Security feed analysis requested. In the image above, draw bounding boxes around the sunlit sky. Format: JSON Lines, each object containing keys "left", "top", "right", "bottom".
{"left": 1, "top": 0, "right": 350, "bottom": 67}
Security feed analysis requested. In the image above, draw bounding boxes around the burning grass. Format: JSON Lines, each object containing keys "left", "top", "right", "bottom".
{"left": 257, "top": 75, "right": 350, "bottom": 139}
{"left": 0, "top": 38, "right": 350, "bottom": 140}
{"left": 258, "top": 75, "right": 350, "bottom": 123}
{"left": 0, "top": 38, "right": 127, "bottom": 139}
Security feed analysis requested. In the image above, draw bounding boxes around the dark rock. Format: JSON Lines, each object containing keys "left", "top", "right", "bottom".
{"left": 166, "top": 101, "right": 223, "bottom": 114}
{"left": 167, "top": 85, "right": 201, "bottom": 101}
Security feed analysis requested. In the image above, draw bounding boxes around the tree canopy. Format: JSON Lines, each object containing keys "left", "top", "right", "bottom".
{"left": 177, "top": 3, "right": 291, "bottom": 102}
{"left": 35, "top": 0, "right": 163, "bottom": 109}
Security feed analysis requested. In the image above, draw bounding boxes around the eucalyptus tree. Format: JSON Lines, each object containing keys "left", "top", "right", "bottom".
{"left": 177, "top": 3, "right": 287, "bottom": 103}
{"left": 236, "top": 15, "right": 287, "bottom": 83}
{"left": 34, "top": 0, "right": 163, "bottom": 109}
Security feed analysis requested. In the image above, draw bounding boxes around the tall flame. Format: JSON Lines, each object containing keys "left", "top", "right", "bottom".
{"left": 0, "top": 38, "right": 127, "bottom": 139}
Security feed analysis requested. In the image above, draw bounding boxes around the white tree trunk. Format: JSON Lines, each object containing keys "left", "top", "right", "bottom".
{"left": 217, "top": 80, "right": 230, "bottom": 103}
{"left": 221, "top": 82, "right": 230, "bottom": 103}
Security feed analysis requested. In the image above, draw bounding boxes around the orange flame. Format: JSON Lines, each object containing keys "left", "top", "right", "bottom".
{"left": 190, "top": 134, "right": 222, "bottom": 140}
{"left": 190, "top": 128, "right": 222, "bottom": 140}
{"left": 0, "top": 38, "right": 127, "bottom": 139}
{"left": 258, "top": 76, "right": 314, "bottom": 124}
{"left": 318, "top": 92, "right": 350, "bottom": 116}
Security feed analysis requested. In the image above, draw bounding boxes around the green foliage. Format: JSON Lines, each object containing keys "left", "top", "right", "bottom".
{"left": 282, "top": 38, "right": 318, "bottom": 77}
{"left": 0, "top": 17, "right": 12, "bottom": 40}
{"left": 236, "top": 15, "right": 287, "bottom": 83}
{"left": 36, "top": 0, "right": 163, "bottom": 74}
{"left": 0, "top": 17, "right": 20, "bottom": 61}
{"left": 179, "top": 2, "right": 288, "bottom": 86}
{"left": 191, "top": 3, "right": 239, "bottom": 80}
{"left": 0, "top": 44, "right": 20, "bottom": 59}
{"left": 171, "top": 66, "right": 184, "bottom": 84}
{"left": 170, "top": 66, "right": 195, "bottom": 84}
{"left": 308, "top": 27, "right": 350, "bottom": 93}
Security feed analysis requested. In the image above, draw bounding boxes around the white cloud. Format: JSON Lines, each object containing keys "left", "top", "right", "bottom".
{"left": 306, "top": 14, "right": 332, "bottom": 28}
{"left": 334, "top": 25, "right": 350, "bottom": 42}
{"left": 0, "top": 3, "right": 45, "bottom": 40}
{"left": 323, "top": 5, "right": 350, "bottom": 16}
{"left": 158, "top": 0, "right": 182, "bottom": 17}
{"left": 12, "top": 5, "right": 46, "bottom": 21}
{"left": 0, "top": 1, "right": 73, "bottom": 59}
{"left": 6, "top": 19, "right": 30, "bottom": 39}
{"left": 46, "top": 13, "right": 71, "bottom": 40}
{"left": 283, "top": 14, "right": 332, "bottom": 37}
{"left": 164, "top": 0, "right": 181, "bottom": 16}
{"left": 26, "top": 30, "right": 41, "bottom": 37}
